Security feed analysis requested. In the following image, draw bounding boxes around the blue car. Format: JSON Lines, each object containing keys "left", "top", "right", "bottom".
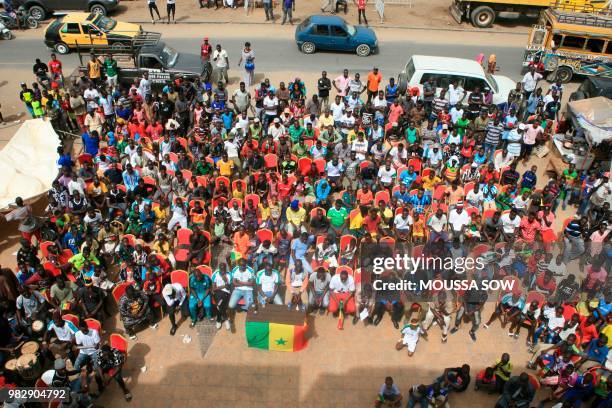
{"left": 295, "top": 15, "right": 378, "bottom": 57}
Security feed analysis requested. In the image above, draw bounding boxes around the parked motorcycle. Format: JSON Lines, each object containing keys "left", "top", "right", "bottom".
{"left": 0, "top": 20, "right": 11, "bottom": 40}
{"left": 0, "top": 8, "right": 39, "bottom": 30}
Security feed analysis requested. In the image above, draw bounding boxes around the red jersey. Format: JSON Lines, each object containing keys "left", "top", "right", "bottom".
{"left": 357, "top": 0, "right": 366, "bottom": 9}
{"left": 48, "top": 59, "right": 63, "bottom": 74}
{"left": 201, "top": 43, "right": 212, "bottom": 60}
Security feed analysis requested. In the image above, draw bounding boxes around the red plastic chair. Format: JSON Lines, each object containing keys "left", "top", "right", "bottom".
{"left": 264, "top": 153, "right": 278, "bottom": 170}
{"left": 181, "top": 169, "right": 193, "bottom": 181}
{"left": 142, "top": 176, "right": 156, "bottom": 186}
{"left": 463, "top": 181, "right": 475, "bottom": 196}
{"left": 112, "top": 282, "right": 130, "bottom": 304}
{"left": 256, "top": 229, "right": 274, "bottom": 243}
{"left": 313, "top": 158, "right": 326, "bottom": 174}
{"left": 374, "top": 190, "right": 390, "bottom": 205}
{"left": 408, "top": 158, "right": 422, "bottom": 173}
{"left": 40, "top": 241, "right": 55, "bottom": 259}
{"left": 171, "top": 269, "right": 189, "bottom": 288}
{"left": 310, "top": 207, "right": 326, "bottom": 218}
{"left": 84, "top": 318, "right": 102, "bottom": 332}
{"left": 482, "top": 209, "right": 497, "bottom": 221}
{"left": 110, "top": 333, "right": 128, "bottom": 353}
{"left": 196, "top": 265, "right": 213, "bottom": 278}
{"left": 215, "top": 176, "right": 230, "bottom": 190}
{"left": 176, "top": 228, "right": 193, "bottom": 246}
{"left": 421, "top": 167, "right": 434, "bottom": 179}
{"left": 432, "top": 185, "right": 447, "bottom": 202}
{"left": 63, "top": 314, "right": 79, "bottom": 327}
{"left": 336, "top": 265, "right": 353, "bottom": 276}
{"left": 232, "top": 179, "right": 247, "bottom": 192}
{"left": 298, "top": 157, "right": 312, "bottom": 176}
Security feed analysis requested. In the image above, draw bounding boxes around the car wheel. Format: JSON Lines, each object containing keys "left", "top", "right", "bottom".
{"left": 90, "top": 4, "right": 107, "bottom": 15}
{"left": 2, "top": 30, "right": 13, "bottom": 40}
{"left": 470, "top": 6, "right": 495, "bottom": 28}
{"left": 397, "top": 72, "right": 408, "bottom": 95}
{"left": 356, "top": 44, "right": 371, "bottom": 57}
{"left": 26, "top": 17, "right": 39, "bottom": 29}
{"left": 54, "top": 42, "right": 70, "bottom": 54}
{"left": 28, "top": 5, "right": 46, "bottom": 21}
{"left": 555, "top": 66, "right": 573, "bottom": 83}
{"left": 300, "top": 42, "right": 316, "bottom": 54}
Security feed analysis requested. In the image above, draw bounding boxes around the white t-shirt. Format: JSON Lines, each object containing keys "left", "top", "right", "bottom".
{"left": 330, "top": 102, "right": 344, "bottom": 121}
{"left": 257, "top": 270, "right": 280, "bottom": 293}
{"left": 394, "top": 214, "right": 413, "bottom": 230}
{"left": 428, "top": 214, "right": 447, "bottom": 233}
{"left": 326, "top": 161, "right": 343, "bottom": 177}
{"left": 351, "top": 140, "right": 368, "bottom": 160}
{"left": 401, "top": 325, "right": 423, "bottom": 344}
{"left": 233, "top": 268, "right": 255, "bottom": 291}
{"left": 47, "top": 321, "right": 76, "bottom": 342}
{"left": 329, "top": 274, "right": 355, "bottom": 293}
{"left": 448, "top": 84, "right": 465, "bottom": 105}
{"left": 263, "top": 96, "right": 279, "bottom": 116}
{"left": 224, "top": 140, "right": 239, "bottom": 158}
{"left": 75, "top": 329, "right": 100, "bottom": 356}
{"left": 547, "top": 315, "right": 565, "bottom": 331}
{"left": 522, "top": 72, "right": 543, "bottom": 92}
{"left": 466, "top": 189, "right": 484, "bottom": 206}
{"left": 213, "top": 49, "right": 228, "bottom": 68}
{"left": 377, "top": 166, "right": 396, "bottom": 184}
{"left": 448, "top": 209, "right": 470, "bottom": 232}
{"left": 500, "top": 213, "right": 521, "bottom": 234}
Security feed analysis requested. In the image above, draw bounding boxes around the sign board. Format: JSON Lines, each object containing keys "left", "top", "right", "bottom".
{"left": 375, "top": 0, "right": 384, "bottom": 22}
{"left": 147, "top": 69, "right": 172, "bottom": 84}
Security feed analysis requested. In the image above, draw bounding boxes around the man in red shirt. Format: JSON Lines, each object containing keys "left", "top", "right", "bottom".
{"left": 200, "top": 37, "right": 212, "bottom": 62}
{"left": 48, "top": 53, "right": 63, "bottom": 84}
{"left": 356, "top": 0, "right": 368, "bottom": 26}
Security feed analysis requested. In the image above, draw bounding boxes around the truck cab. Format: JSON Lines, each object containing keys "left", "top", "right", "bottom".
{"left": 117, "top": 41, "right": 211, "bottom": 87}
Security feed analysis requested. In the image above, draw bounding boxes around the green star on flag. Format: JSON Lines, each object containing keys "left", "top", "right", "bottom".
{"left": 275, "top": 337, "right": 287, "bottom": 346}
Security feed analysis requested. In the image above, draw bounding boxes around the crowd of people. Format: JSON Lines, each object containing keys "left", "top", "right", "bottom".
{"left": 0, "top": 43, "right": 610, "bottom": 407}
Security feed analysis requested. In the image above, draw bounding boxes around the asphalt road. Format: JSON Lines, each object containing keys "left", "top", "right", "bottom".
{"left": 0, "top": 35, "right": 526, "bottom": 81}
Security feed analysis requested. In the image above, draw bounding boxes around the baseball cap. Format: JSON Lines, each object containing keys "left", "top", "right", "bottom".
{"left": 162, "top": 284, "right": 173, "bottom": 297}
{"left": 273, "top": 118, "right": 280, "bottom": 123}
{"left": 518, "top": 123, "right": 526, "bottom": 130}
{"left": 54, "top": 358, "right": 66, "bottom": 370}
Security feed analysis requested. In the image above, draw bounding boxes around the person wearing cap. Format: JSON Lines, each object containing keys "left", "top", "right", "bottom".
{"left": 162, "top": 282, "right": 187, "bottom": 335}
{"left": 41, "top": 358, "right": 90, "bottom": 402}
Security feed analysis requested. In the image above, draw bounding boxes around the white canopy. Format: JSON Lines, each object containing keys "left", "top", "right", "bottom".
{"left": 0, "top": 119, "right": 60, "bottom": 210}
{"left": 567, "top": 96, "right": 612, "bottom": 146}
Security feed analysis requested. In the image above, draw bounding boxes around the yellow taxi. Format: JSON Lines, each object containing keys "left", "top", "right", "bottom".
{"left": 44, "top": 12, "right": 141, "bottom": 54}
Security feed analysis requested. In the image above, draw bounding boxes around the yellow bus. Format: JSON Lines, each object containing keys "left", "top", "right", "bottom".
{"left": 523, "top": 8, "right": 612, "bottom": 82}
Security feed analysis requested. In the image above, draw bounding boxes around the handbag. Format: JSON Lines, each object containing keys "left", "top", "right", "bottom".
{"left": 245, "top": 61, "right": 255, "bottom": 72}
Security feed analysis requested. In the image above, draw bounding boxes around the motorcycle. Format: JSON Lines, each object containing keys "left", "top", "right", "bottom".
{"left": 0, "top": 8, "right": 39, "bottom": 30}
{"left": 0, "top": 20, "right": 11, "bottom": 40}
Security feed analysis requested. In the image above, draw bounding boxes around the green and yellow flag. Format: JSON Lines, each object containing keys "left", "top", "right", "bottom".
{"left": 245, "top": 305, "right": 308, "bottom": 352}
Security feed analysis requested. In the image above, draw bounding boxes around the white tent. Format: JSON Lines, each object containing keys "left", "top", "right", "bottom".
{"left": 567, "top": 97, "right": 612, "bottom": 146}
{"left": 0, "top": 119, "right": 60, "bottom": 210}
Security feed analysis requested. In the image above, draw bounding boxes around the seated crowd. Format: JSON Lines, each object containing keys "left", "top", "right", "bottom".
{"left": 0, "top": 54, "right": 610, "bottom": 406}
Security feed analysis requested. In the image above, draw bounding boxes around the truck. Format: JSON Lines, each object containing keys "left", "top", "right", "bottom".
{"left": 449, "top": 0, "right": 611, "bottom": 28}
{"left": 73, "top": 39, "right": 213, "bottom": 89}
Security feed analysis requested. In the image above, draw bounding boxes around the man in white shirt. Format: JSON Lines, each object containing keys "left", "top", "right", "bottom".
{"left": 500, "top": 208, "right": 521, "bottom": 241}
{"left": 268, "top": 118, "right": 285, "bottom": 140}
{"left": 378, "top": 161, "right": 397, "bottom": 189}
{"left": 330, "top": 95, "right": 345, "bottom": 124}
{"left": 44, "top": 313, "right": 78, "bottom": 362}
{"left": 263, "top": 91, "right": 279, "bottom": 130}
{"left": 328, "top": 269, "right": 356, "bottom": 316}
{"left": 521, "top": 66, "right": 543, "bottom": 97}
{"left": 138, "top": 72, "right": 152, "bottom": 97}
{"left": 512, "top": 192, "right": 531, "bottom": 215}
{"left": 494, "top": 148, "right": 515, "bottom": 172}
{"left": 162, "top": 282, "right": 186, "bottom": 335}
{"left": 448, "top": 202, "right": 470, "bottom": 242}
{"left": 351, "top": 132, "right": 368, "bottom": 161}
{"left": 229, "top": 260, "right": 255, "bottom": 312}
{"left": 74, "top": 320, "right": 101, "bottom": 370}
{"left": 448, "top": 81, "right": 466, "bottom": 107}
{"left": 212, "top": 44, "right": 229, "bottom": 84}
{"left": 427, "top": 208, "right": 448, "bottom": 242}
{"left": 394, "top": 208, "right": 413, "bottom": 241}
{"left": 256, "top": 263, "right": 283, "bottom": 305}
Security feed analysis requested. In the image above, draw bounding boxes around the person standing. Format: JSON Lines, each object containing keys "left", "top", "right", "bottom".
{"left": 86, "top": 54, "right": 103, "bottom": 86}
{"left": 263, "top": 0, "right": 274, "bottom": 21}
{"left": 238, "top": 42, "right": 255, "bottom": 88}
{"left": 200, "top": 37, "right": 212, "bottom": 63}
{"left": 356, "top": 0, "right": 367, "bottom": 25}
{"left": 102, "top": 54, "right": 118, "bottom": 89}
{"left": 317, "top": 70, "right": 332, "bottom": 111}
{"left": 321, "top": 0, "right": 335, "bottom": 13}
{"left": 366, "top": 67, "right": 381, "bottom": 103}
{"left": 166, "top": 0, "right": 176, "bottom": 24}
{"left": 521, "top": 66, "right": 542, "bottom": 100}
{"left": 213, "top": 44, "right": 229, "bottom": 84}
{"left": 147, "top": 0, "right": 161, "bottom": 23}
{"left": 281, "top": 0, "right": 294, "bottom": 25}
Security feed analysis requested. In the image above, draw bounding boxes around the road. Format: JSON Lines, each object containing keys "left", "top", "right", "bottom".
{"left": 0, "top": 25, "right": 527, "bottom": 81}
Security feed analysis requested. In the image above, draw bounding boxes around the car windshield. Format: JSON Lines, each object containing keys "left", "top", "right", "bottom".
{"left": 485, "top": 72, "right": 498, "bottom": 93}
{"left": 159, "top": 45, "right": 178, "bottom": 67}
{"left": 91, "top": 15, "right": 117, "bottom": 31}
{"left": 345, "top": 23, "right": 356, "bottom": 36}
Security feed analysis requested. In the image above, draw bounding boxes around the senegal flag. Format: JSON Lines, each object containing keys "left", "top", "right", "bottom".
{"left": 245, "top": 305, "right": 308, "bottom": 351}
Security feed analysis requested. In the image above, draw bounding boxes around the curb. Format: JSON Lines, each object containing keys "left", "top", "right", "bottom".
{"left": 127, "top": 19, "right": 529, "bottom": 35}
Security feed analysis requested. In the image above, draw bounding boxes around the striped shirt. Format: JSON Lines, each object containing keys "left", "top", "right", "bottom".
{"left": 565, "top": 220, "right": 582, "bottom": 238}
{"left": 485, "top": 122, "right": 504, "bottom": 145}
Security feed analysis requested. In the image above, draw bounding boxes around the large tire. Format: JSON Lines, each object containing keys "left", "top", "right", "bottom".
{"left": 470, "top": 6, "right": 495, "bottom": 28}
{"left": 54, "top": 42, "right": 70, "bottom": 54}
{"left": 28, "top": 5, "right": 46, "bottom": 21}
{"left": 2, "top": 30, "right": 12, "bottom": 40}
{"left": 555, "top": 66, "right": 573, "bottom": 83}
{"left": 90, "top": 4, "right": 107, "bottom": 15}
{"left": 26, "top": 17, "right": 39, "bottom": 29}
{"left": 301, "top": 42, "right": 315, "bottom": 54}
{"left": 356, "top": 43, "right": 371, "bottom": 57}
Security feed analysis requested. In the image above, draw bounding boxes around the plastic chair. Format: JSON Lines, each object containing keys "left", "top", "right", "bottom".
{"left": 176, "top": 228, "right": 193, "bottom": 246}
{"left": 313, "top": 158, "right": 326, "bottom": 174}
{"left": 110, "top": 333, "right": 128, "bottom": 353}
{"left": 256, "top": 229, "right": 274, "bottom": 243}
{"left": 264, "top": 153, "right": 278, "bottom": 170}
{"left": 40, "top": 241, "right": 55, "bottom": 259}
{"left": 374, "top": 190, "right": 390, "bottom": 205}
{"left": 195, "top": 265, "right": 213, "bottom": 277}
{"left": 171, "top": 269, "right": 189, "bottom": 288}
{"left": 84, "top": 318, "right": 102, "bottom": 332}
{"left": 298, "top": 157, "right": 312, "bottom": 176}
{"left": 62, "top": 314, "right": 79, "bottom": 327}
{"left": 408, "top": 157, "right": 422, "bottom": 173}
{"left": 336, "top": 265, "right": 353, "bottom": 276}
{"left": 215, "top": 176, "right": 230, "bottom": 190}
{"left": 112, "top": 282, "right": 130, "bottom": 304}
{"left": 310, "top": 207, "right": 326, "bottom": 218}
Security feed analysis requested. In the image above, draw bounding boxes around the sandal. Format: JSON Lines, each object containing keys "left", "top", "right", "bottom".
{"left": 124, "top": 392, "right": 132, "bottom": 401}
